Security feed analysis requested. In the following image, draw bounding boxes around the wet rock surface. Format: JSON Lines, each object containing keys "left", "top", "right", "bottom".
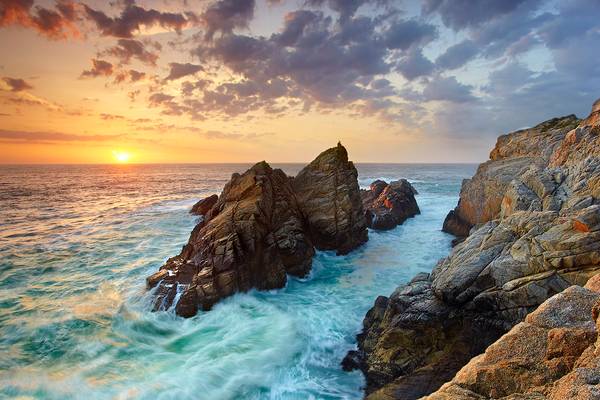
{"left": 147, "top": 143, "right": 368, "bottom": 317}
{"left": 347, "top": 99, "right": 600, "bottom": 399}
{"left": 361, "top": 179, "right": 420, "bottom": 230}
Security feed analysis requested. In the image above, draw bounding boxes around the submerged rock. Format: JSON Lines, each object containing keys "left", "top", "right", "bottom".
{"left": 292, "top": 142, "right": 368, "bottom": 255}
{"left": 361, "top": 179, "right": 420, "bottom": 230}
{"left": 347, "top": 98, "right": 600, "bottom": 399}
{"left": 147, "top": 143, "right": 367, "bottom": 317}
{"left": 190, "top": 194, "right": 218, "bottom": 216}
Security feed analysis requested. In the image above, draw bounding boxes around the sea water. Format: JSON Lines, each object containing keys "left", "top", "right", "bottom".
{"left": 0, "top": 163, "right": 475, "bottom": 400}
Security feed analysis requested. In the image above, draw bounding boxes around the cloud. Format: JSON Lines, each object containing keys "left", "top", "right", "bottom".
{"left": 305, "top": 0, "right": 389, "bottom": 21}
{"left": 173, "top": 8, "right": 417, "bottom": 119}
{"left": 422, "top": 0, "right": 538, "bottom": 30}
{"left": 396, "top": 48, "right": 435, "bottom": 80}
{"left": 80, "top": 59, "right": 113, "bottom": 78}
{"left": 0, "top": 129, "right": 121, "bottom": 143}
{"left": 101, "top": 39, "right": 160, "bottom": 66}
{"left": 0, "top": 0, "right": 79, "bottom": 39}
{"left": 435, "top": 39, "right": 478, "bottom": 70}
{"left": 114, "top": 69, "right": 146, "bottom": 84}
{"left": 384, "top": 19, "right": 437, "bottom": 50}
{"left": 100, "top": 113, "right": 125, "bottom": 120}
{"left": 422, "top": 75, "right": 476, "bottom": 103}
{"left": 165, "top": 62, "right": 203, "bottom": 81}
{"left": 149, "top": 92, "right": 174, "bottom": 106}
{"left": 83, "top": 1, "right": 194, "bottom": 38}
{"left": 201, "top": 0, "right": 256, "bottom": 39}
{"left": 2, "top": 77, "right": 33, "bottom": 91}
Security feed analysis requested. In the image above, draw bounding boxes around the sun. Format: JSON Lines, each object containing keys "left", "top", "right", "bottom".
{"left": 112, "top": 151, "right": 131, "bottom": 163}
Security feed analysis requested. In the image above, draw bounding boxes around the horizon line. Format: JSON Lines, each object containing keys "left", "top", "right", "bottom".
{"left": 0, "top": 161, "right": 482, "bottom": 166}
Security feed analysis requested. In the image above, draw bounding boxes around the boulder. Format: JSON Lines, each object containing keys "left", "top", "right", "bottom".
{"left": 346, "top": 99, "right": 600, "bottom": 399}
{"left": 361, "top": 179, "right": 420, "bottom": 230}
{"left": 147, "top": 143, "right": 367, "bottom": 317}
{"left": 190, "top": 194, "right": 218, "bottom": 216}
{"left": 292, "top": 142, "right": 368, "bottom": 255}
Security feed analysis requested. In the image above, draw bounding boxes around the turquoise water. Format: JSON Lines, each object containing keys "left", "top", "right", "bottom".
{"left": 0, "top": 163, "right": 474, "bottom": 400}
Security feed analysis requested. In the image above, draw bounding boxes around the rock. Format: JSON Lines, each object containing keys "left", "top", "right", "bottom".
{"left": 149, "top": 161, "right": 315, "bottom": 316}
{"left": 292, "top": 142, "right": 368, "bottom": 255}
{"left": 442, "top": 209, "right": 471, "bottom": 238}
{"left": 346, "top": 99, "right": 600, "bottom": 399}
{"left": 361, "top": 179, "right": 420, "bottom": 230}
{"left": 442, "top": 114, "right": 580, "bottom": 238}
{"left": 347, "top": 275, "right": 506, "bottom": 400}
{"left": 190, "top": 194, "right": 218, "bottom": 216}
{"left": 147, "top": 143, "right": 367, "bottom": 317}
{"left": 425, "top": 286, "right": 600, "bottom": 399}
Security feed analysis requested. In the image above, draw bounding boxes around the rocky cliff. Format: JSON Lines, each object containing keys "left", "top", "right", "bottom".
{"left": 147, "top": 143, "right": 368, "bottom": 317}
{"left": 346, "top": 98, "right": 600, "bottom": 399}
{"left": 442, "top": 114, "right": 580, "bottom": 239}
{"left": 426, "top": 282, "right": 600, "bottom": 399}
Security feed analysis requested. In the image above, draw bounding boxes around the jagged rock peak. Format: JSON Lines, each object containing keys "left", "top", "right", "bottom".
{"left": 292, "top": 142, "right": 368, "bottom": 255}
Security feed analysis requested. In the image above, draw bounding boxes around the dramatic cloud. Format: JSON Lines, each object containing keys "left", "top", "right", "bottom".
{"left": 2, "top": 77, "right": 33, "bottom": 91}
{"left": 83, "top": 1, "right": 194, "bottom": 38}
{"left": 159, "top": 7, "right": 436, "bottom": 119}
{"left": 101, "top": 39, "right": 160, "bottom": 66}
{"left": 1, "top": 0, "right": 599, "bottom": 158}
{"left": 0, "top": 0, "right": 79, "bottom": 39}
{"left": 80, "top": 59, "right": 113, "bottom": 78}
{"left": 165, "top": 62, "right": 204, "bottom": 81}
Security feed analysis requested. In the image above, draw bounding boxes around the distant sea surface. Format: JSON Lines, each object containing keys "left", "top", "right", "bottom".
{"left": 0, "top": 163, "right": 475, "bottom": 400}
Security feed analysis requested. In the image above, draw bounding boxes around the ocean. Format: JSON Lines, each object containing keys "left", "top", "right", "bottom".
{"left": 0, "top": 163, "right": 475, "bottom": 400}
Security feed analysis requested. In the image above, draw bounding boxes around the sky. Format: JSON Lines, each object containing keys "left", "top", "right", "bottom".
{"left": 0, "top": 0, "right": 599, "bottom": 164}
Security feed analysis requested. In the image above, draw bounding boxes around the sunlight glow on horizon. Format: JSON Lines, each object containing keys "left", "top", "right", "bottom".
{"left": 112, "top": 151, "right": 131, "bottom": 164}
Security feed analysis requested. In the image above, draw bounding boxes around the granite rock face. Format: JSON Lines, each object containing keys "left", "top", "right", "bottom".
{"left": 190, "top": 194, "right": 218, "bottom": 216}
{"left": 292, "top": 142, "right": 368, "bottom": 255}
{"left": 442, "top": 114, "right": 580, "bottom": 238}
{"left": 361, "top": 179, "right": 420, "bottom": 230}
{"left": 147, "top": 144, "right": 367, "bottom": 317}
{"left": 347, "top": 99, "right": 600, "bottom": 399}
{"left": 426, "top": 285, "right": 600, "bottom": 400}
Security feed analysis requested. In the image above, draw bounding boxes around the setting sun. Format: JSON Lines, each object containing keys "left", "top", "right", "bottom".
{"left": 112, "top": 151, "right": 131, "bottom": 163}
